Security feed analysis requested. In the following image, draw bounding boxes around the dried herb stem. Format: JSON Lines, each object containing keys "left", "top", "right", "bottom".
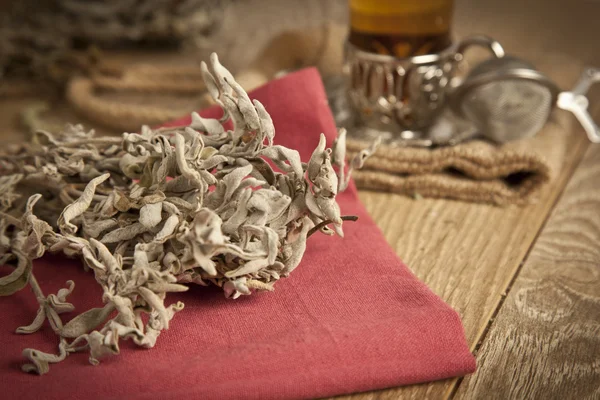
{"left": 28, "top": 273, "right": 46, "bottom": 303}
{"left": 307, "top": 215, "right": 359, "bottom": 238}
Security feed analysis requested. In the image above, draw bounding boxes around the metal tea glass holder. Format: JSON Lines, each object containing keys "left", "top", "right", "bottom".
{"left": 339, "top": 35, "right": 505, "bottom": 147}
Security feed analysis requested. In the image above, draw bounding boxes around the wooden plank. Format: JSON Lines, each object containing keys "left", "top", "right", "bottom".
{"left": 453, "top": 143, "right": 600, "bottom": 399}
{"left": 331, "top": 115, "right": 589, "bottom": 399}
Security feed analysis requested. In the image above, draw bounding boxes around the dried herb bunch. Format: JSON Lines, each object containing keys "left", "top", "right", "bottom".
{"left": 0, "top": 53, "right": 377, "bottom": 374}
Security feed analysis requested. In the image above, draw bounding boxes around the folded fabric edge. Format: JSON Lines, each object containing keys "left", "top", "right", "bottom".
{"left": 345, "top": 143, "right": 551, "bottom": 182}
{"left": 351, "top": 169, "right": 547, "bottom": 206}
{"left": 119, "top": 305, "right": 476, "bottom": 400}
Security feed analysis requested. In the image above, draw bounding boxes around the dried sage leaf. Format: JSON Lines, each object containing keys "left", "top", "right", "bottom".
{"left": 139, "top": 202, "right": 163, "bottom": 229}
{"left": 22, "top": 340, "right": 67, "bottom": 375}
{"left": 61, "top": 304, "right": 116, "bottom": 339}
{"left": 0, "top": 252, "right": 32, "bottom": 296}
{"left": 58, "top": 174, "right": 110, "bottom": 235}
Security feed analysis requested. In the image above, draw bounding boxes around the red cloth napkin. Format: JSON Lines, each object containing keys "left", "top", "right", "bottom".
{"left": 0, "top": 68, "right": 475, "bottom": 399}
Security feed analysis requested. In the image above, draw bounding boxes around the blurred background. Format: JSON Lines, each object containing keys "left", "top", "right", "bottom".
{"left": 0, "top": 0, "right": 598, "bottom": 139}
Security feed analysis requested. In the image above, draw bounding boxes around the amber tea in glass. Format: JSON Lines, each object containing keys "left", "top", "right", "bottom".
{"left": 349, "top": 0, "right": 455, "bottom": 58}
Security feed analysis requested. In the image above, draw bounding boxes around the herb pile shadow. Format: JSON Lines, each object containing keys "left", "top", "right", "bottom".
{"left": 0, "top": 53, "right": 378, "bottom": 374}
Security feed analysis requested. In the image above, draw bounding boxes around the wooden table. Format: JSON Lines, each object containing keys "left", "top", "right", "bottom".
{"left": 1, "top": 1, "right": 599, "bottom": 398}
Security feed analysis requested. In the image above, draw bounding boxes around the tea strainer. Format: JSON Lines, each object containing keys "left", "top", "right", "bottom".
{"left": 449, "top": 56, "right": 600, "bottom": 144}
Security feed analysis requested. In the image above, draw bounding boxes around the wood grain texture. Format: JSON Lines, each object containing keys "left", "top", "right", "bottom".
{"left": 331, "top": 117, "right": 589, "bottom": 400}
{"left": 453, "top": 144, "right": 600, "bottom": 400}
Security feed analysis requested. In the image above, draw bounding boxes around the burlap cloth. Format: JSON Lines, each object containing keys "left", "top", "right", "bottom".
{"left": 346, "top": 110, "right": 571, "bottom": 206}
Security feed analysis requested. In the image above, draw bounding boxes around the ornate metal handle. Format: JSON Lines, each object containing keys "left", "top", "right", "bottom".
{"left": 454, "top": 35, "right": 506, "bottom": 61}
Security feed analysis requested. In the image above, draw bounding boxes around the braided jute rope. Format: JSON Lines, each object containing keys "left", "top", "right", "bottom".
{"left": 63, "top": 23, "right": 334, "bottom": 132}
{"left": 1, "top": 58, "right": 211, "bottom": 131}
{"left": 5, "top": 19, "right": 343, "bottom": 133}
{"left": 65, "top": 77, "right": 193, "bottom": 131}
{"left": 89, "top": 64, "right": 206, "bottom": 93}
{"left": 65, "top": 62, "right": 212, "bottom": 131}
